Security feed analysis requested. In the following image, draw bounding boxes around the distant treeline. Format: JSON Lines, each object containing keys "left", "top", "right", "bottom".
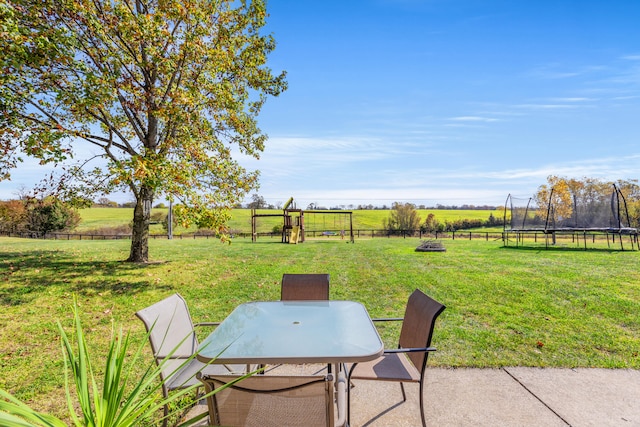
{"left": 92, "top": 196, "right": 499, "bottom": 211}
{"left": 351, "top": 204, "right": 498, "bottom": 211}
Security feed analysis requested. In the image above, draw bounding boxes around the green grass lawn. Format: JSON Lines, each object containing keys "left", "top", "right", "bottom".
{"left": 1, "top": 236, "right": 638, "bottom": 421}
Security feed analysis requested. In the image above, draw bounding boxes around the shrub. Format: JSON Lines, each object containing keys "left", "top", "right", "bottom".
{"left": 0, "top": 198, "right": 80, "bottom": 236}
{"left": 421, "top": 213, "right": 442, "bottom": 233}
{"left": 0, "top": 299, "right": 249, "bottom": 427}
{"left": 25, "top": 197, "right": 81, "bottom": 235}
{"left": 0, "top": 200, "right": 28, "bottom": 233}
{"left": 383, "top": 202, "right": 421, "bottom": 232}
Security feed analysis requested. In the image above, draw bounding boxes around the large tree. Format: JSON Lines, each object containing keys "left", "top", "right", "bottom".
{"left": 534, "top": 175, "right": 573, "bottom": 228}
{"left": 0, "top": 0, "right": 286, "bottom": 262}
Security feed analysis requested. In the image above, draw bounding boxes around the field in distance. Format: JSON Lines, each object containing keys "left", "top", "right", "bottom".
{"left": 76, "top": 207, "right": 503, "bottom": 234}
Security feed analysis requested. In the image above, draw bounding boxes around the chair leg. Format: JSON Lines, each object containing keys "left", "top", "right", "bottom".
{"left": 346, "top": 363, "right": 358, "bottom": 427}
{"left": 162, "top": 403, "right": 168, "bottom": 427}
{"left": 400, "top": 382, "right": 407, "bottom": 402}
{"left": 347, "top": 382, "right": 352, "bottom": 426}
{"left": 419, "top": 379, "right": 426, "bottom": 427}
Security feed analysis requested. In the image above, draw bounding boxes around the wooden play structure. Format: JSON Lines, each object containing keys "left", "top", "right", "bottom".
{"left": 251, "top": 197, "right": 354, "bottom": 243}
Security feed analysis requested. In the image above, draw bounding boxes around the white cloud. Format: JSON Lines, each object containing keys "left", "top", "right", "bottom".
{"left": 249, "top": 150, "right": 640, "bottom": 208}
{"left": 611, "top": 95, "right": 640, "bottom": 101}
{"left": 449, "top": 116, "right": 500, "bottom": 122}
{"left": 516, "top": 103, "right": 579, "bottom": 110}
{"left": 548, "top": 97, "right": 595, "bottom": 102}
{"left": 261, "top": 187, "right": 510, "bottom": 207}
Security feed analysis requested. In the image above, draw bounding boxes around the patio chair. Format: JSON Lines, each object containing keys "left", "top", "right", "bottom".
{"left": 198, "top": 371, "right": 347, "bottom": 427}
{"left": 136, "top": 293, "right": 252, "bottom": 427}
{"left": 276, "top": 273, "right": 331, "bottom": 374}
{"left": 346, "top": 289, "right": 445, "bottom": 427}
{"left": 281, "top": 273, "right": 330, "bottom": 300}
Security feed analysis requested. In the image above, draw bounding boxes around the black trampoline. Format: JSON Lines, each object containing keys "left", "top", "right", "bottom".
{"left": 503, "top": 183, "right": 638, "bottom": 250}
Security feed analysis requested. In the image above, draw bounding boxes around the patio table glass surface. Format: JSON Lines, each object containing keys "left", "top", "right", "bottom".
{"left": 196, "top": 300, "right": 383, "bottom": 365}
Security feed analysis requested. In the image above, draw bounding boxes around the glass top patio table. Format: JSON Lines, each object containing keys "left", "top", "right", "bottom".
{"left": 196, "top": 300, "right": 384, "bottom": 365}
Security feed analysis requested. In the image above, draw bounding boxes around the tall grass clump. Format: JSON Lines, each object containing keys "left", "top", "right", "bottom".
{"left": 0, "top": 297, "right": 238, "bottom": 427}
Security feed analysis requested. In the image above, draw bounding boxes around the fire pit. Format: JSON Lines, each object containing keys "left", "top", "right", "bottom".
{"left": 415, "top": 240, "right": 446, "bottom": 252}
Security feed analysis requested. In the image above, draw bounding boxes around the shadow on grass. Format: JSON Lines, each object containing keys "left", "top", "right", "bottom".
{"left": 500, "top": 245, "right": 634, "bottom": 253}
{"left": 0, "top": 249, "right": 172, "bottom": 306}
{"left": 299, "top": 239, "right": 355, "bottom": 244}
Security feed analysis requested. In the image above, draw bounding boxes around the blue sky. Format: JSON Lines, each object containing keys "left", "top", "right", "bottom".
{"left": 247, "top": 0, "right": 640, "bottom": 208}
{"left": 2, "top": 0, "right": 639, "bottom": 208}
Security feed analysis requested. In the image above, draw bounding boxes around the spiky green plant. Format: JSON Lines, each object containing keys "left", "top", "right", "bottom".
{"left": 0, "top": 299, "right": 249, "bottom": 427}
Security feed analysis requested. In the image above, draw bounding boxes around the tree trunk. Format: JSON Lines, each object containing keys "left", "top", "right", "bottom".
{"left": 127, "top": 186, "right": 154, "bottom": 262}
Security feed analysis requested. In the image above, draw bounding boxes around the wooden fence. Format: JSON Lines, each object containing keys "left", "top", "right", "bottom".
{"left": 0, "top": 229, "right": 504, "bottom": 241}
{"left": 3, "top": 229, "right": 638, "bottom": 251}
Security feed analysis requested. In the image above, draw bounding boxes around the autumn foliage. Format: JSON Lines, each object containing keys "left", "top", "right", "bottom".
{"left": 1, "top": 0, "right": 287, "bottom": 261}
{"left": 534, "top": 176, "right": 640, "bottom": 229}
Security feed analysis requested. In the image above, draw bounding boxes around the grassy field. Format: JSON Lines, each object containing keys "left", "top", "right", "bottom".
{"left": 76, "top": 207, "right": 503, "bottom": 234}
{"left": 0, "top": 235, "right": 638, "bottom": 421}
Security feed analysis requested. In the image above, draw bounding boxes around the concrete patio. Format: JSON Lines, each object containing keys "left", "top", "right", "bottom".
{"left": 184, "top": 366, "right": 640, "bottom": 426}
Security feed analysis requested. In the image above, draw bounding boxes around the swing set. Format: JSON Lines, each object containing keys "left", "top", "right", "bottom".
{"left": 251, "top": 197, "right": 354, "bottom": 244}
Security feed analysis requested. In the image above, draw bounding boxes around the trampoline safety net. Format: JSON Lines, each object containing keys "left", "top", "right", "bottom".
{"left": 505, "top": 184, "right": 635, "bottom": 232}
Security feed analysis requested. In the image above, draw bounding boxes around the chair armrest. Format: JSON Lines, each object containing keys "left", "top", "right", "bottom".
{"left": 194, "top": 321, "right": 220, "bottom": 327}
{"left": 371, "top": 317, "right": 404, "bottom": 322}
{"left": 384, "top": 347, "right": 437, "bottom": 354}
{"left": 194, "top": 322, "right": 220, "bottom": 338}
{"left": 335, "top": 370, "right": 348, "bottom": 427}
{"left": 155, "top": 354, "right": 190, "bottom": 360}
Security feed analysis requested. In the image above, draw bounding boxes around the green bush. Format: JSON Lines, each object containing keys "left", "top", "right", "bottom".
{"left": 0, "top": 198, "right": 81, "bottom": 236}
{"left": 383, "top": 202, "right": 421, "bottom": 232}
{"left": 25, "top": 198, "right": 81, "bottom": 235}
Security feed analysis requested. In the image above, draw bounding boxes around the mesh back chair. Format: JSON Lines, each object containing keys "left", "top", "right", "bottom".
{"left": 198, "top": 372, "right": 347, "bottom": 427}
{"left": 347, "top": 289, "right": 445, "bottom": 427}
{"left": 136, "top": 293, "right": 251, "bottom": 427}
{"left": 277, "top": 274, "right": 331, "bottom": 374}
{"left": 281, "top": 274, "right": 330, "bottom": 301}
